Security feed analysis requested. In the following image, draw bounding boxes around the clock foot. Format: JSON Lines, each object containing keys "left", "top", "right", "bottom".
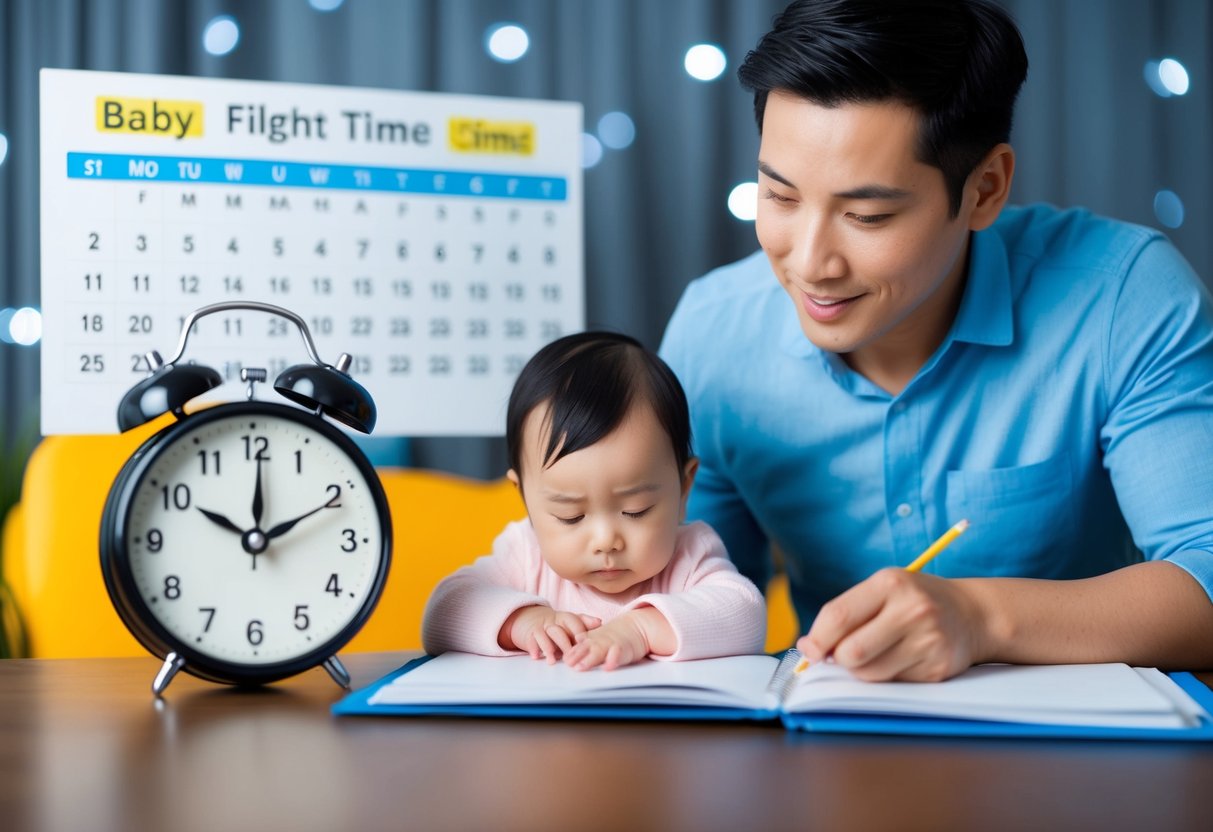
{"left": 152, "top": 652, "right": 187, "bottom": 697}
{"left": 322, "top": 655, "right": 351, "bottom": 689}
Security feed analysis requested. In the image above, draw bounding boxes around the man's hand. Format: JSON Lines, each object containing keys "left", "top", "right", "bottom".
{"left": 500, "top": 606, "right": 601, "bottom": 663}
{"left": 564, "top": 607, "right": 675, "bottom": 672}
{"left": 796, "top": 568, "right": 988, "bottom": 682}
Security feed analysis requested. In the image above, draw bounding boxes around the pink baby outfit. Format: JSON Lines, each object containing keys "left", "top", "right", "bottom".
{"left": 422, "top": 520, "right": 766, "bottom": 660}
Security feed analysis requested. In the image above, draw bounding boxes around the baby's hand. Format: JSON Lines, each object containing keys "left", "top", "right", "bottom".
{"left": 563, "top": 614, "right": 651, "bottom": 672}
{"left": 502, "top": 606, "right": 602, "bottom": 663}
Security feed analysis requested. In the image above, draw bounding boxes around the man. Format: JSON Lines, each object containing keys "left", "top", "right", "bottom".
{"left": 660, "top": 0, "right": 1213, "bottom": 681}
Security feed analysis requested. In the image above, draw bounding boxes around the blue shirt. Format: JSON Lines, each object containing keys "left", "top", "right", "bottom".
{"left": 660, "top": 204, "right": 1213, "bottom": 631}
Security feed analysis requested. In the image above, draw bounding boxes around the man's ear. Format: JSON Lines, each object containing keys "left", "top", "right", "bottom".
{"left": 967, "top": 143, "right": 1015, "bottom": 232}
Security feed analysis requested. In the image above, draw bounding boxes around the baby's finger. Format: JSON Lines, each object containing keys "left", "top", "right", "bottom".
{"left": 573, "top": 643, "right": 605, "bottom": 672}
{"left": 558, "top": 615, "right": 589, "bottom": 639}
{"left": 563, "top": 642, "right": 588, "bottom": 669}
{"left": 603, "top": 644, "right": 623, "bottom": 671}
{"left": 579, "top": 614, "right": 603, "bottom": 631}
{"left": 534, "top": 629, "right": 558, "bottom": 663}
{"left": 547, "top": 625, "right": 575, "bottom": 655}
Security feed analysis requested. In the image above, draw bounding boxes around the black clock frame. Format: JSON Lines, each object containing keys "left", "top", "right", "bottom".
{"left": 100, "top": 400, "right": 393, "bottom": 686}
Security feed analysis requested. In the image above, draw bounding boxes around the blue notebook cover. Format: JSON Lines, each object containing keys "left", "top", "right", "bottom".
{"left": 332, "top": 655, "right": 1213, "bottom": 741}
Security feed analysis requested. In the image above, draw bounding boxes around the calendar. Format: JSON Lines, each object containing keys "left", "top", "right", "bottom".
{"left": 39, "top": 69, "right": 583, "bottom": 436}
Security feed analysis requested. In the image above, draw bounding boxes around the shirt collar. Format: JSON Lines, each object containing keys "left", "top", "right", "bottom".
{"left": 950, "top": 226, "right": 1013, "bottom": 348}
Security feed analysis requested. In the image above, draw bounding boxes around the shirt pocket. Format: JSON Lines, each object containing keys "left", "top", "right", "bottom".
{"left": 944, "top": 453, "right": 1075, "bottom": 577}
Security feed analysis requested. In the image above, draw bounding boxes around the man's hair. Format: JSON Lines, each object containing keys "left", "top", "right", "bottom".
{"left": 738, "top": 0, "right": 1028, "bottom": 216}
{"left": 506, "top": 331, "right": 693, "bottom": 479}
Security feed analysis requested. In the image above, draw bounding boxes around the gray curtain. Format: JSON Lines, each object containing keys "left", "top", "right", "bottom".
{"left": 2, "top": 0, "right": 1210, "bottom": 480}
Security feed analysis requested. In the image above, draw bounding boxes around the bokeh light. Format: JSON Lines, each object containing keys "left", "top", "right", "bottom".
{"left": 1158, "top": 58, "right": 1190, "bottom": 95}
{"left": 8, "top": 307, "right": 42, "bottom": 346}
{"left": 728, "top": 182, "right": 759, "bottom": 221}
{"left": 1153, "top": 189, "right": 1185, "bottom": 229}
{"left": 581, "top": 133, "right": 604, "bottom": 169}
{"left": 597, "top": 111, "right": 636, "bottom": 150}
{"left": 486, "top": 23, "right": 529, "bottom": 63}
{"left": 203, "top": 15, "right": 240, "bottom": 56}
{"left": 684, "top": 44, "right": 728, "bottom": 82}
{"left": 1145, "top": 58, "right": 1190, "bottom": 97}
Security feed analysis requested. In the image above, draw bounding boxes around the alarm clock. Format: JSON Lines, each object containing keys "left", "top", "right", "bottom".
{"left": 100, "top": 301, "right": 392, "bottom": 695}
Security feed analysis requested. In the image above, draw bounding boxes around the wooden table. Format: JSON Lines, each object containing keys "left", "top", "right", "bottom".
{"left": 3, "top": 653, "right": 1213, "bottom": 832}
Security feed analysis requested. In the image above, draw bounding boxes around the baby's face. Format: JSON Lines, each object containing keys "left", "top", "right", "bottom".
{"left": 511, "top": 400, "right": 695, "bottom": 594}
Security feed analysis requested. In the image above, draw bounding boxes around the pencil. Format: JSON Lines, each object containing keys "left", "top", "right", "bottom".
{"left": 905, "top": 518, "right": 970, "bottom": 573}
{"left": 793, "top": 518, "right": 971, "bottom": 673}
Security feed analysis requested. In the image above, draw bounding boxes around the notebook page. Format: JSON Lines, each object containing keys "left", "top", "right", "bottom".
{"left": 782, "top": 662, "right": 1198, "bottom": 728}
{"left": 1135, "top": 667, "right": 1205, "bottom": 727}
{"left": 368, "top": 652, "right": 782, "bottom": 708}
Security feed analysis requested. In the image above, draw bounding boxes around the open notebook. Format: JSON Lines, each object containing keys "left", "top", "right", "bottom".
{"left": 332, "top": 650, "right": 1213, "bottom": 740}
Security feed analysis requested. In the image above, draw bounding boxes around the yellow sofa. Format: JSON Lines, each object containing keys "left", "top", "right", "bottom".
{"left": 1, "top": 428, "right": 798, "bottom": 660}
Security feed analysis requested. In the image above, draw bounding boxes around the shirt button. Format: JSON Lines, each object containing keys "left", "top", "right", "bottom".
{"left": 896, "top": 503, "right": 913, "bottom": 518}
{"left": 892, "top": 401, "right": 907, "bottom": 413}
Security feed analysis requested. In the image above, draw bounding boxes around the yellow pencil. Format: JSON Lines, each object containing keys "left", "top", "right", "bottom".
{"left": 794, "top": 518, "right": 971, "bottom": 673}
{"left": 904, "top": 518, "right": 970, "bottom": 573}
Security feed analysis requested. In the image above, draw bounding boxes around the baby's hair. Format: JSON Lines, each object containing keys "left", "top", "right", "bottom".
{"left": 506, "top": 331, "right": 693, "bottom": 478}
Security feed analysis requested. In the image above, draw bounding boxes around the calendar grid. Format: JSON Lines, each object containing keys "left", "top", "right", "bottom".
{"left": 41, "top": 70, "right": 584, "bottom": 437}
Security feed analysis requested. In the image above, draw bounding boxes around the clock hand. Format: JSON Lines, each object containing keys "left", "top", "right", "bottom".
{"left": 265, "top": 501, "right": 332, "bottom": 541}
{"left": 251, "top": 456, "right": 264, "bottom": 528}
{"left": 197, "top": 506, "right": 244, "bottom": 535}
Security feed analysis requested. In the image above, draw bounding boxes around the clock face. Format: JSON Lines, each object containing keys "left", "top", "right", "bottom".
{"left": 105, "top": 402, "right": 390, "bottom": 676}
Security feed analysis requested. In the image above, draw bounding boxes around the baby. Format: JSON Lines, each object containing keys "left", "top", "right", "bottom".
{"left": 422, "top": 331, "right": 766, "bottom": 670}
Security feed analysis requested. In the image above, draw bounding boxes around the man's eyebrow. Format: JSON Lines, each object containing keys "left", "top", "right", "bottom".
{"left": 757, "top": 161, "right": 795, "bottom": 188}
{"left": 833, "top": 184, "right": 912, "bottom": 201}
{"left": 758, "top": 162, "right": 911, "bottom": 202}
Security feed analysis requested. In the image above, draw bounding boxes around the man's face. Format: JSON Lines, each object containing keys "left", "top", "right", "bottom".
{"left": 755, "top": 92, "right": 975, "bottom": 379}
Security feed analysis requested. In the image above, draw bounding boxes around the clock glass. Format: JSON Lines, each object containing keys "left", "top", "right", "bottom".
{"left": 111, "top": 402, "right": 388, "bottom": 669}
